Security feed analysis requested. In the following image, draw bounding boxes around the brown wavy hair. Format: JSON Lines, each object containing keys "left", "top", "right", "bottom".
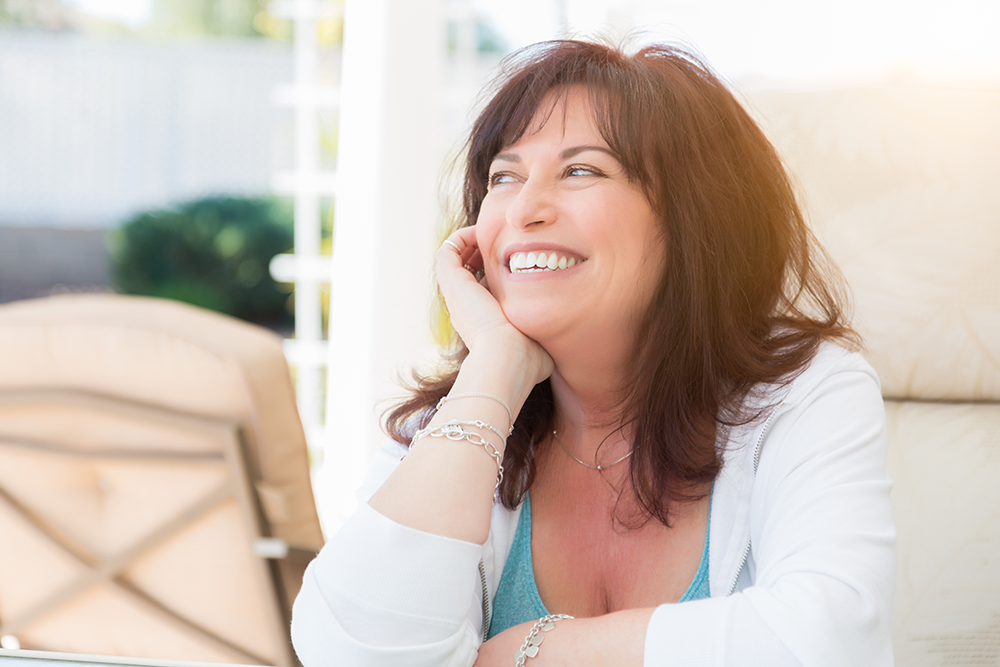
{"left": 386, "top": 39, "right": 857, "bottom": 527}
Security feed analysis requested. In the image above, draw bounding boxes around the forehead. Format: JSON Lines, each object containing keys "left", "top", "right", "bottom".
{"left": 504, "top": 85, "right": 607, "bottom": 152}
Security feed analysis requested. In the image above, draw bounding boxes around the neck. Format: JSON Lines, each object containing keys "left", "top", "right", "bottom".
{"left": 537, "top": 319, "right": 638, "bottom": 462}
{"left": 547, "top": 370, "right": 633, "bottom": 467}
{"left": 544, "top": 324, "right": 634, "bottom": 414}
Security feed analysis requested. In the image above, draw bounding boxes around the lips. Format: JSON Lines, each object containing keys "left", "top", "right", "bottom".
{"left": 507, "top": 250, "right": 584, "bottom": 273}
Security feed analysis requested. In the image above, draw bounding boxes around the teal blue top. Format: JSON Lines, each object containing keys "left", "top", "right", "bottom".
{"left": 487, "top": 490, "right": 712, "bottom": 639}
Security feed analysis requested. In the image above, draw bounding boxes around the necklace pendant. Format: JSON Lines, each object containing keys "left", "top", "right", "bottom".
{"left": 552, "top": 429, "right": 633, "bottom": 472}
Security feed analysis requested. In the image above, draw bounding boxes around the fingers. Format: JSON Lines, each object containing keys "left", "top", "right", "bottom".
{"left": 465, "top": 248, "right": 485, "bottom": 279}
{"left": 436, "top": 228, "right": 500, "bottom": 348}
{"left": 440, "top": 227, "right": 476, "bottom": 254}
{"left": 439, "top": 227, "right": 484, "bottom": 275}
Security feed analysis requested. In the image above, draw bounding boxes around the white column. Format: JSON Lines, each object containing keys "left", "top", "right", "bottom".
{"left": 268, "top": 0, "right": 339, "bottom": 444}
{"left": 292, "top": 0, "right": 324, "bottom": 437}
{"left": 319, "top": 0, "right": 446, "bottom": 534}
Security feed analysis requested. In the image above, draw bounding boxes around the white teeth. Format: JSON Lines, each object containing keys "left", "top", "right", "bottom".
{"left": 507, "top": 251, "right": 583, "bottom": 273}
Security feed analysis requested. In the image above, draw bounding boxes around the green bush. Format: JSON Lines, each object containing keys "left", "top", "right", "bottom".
{"left": 109, "top": 196, "right": 294, "bottom": 329}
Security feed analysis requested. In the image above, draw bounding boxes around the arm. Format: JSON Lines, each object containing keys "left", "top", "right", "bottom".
{"left": 474, "top": 610, "right": 652, "bottom": 667}
{"left": 648, "top": 359, "right": 894, "bottom": 665}
{"left": 370, "top": 227, "right": 553, "bottom": 545}
{"left": 291, "top": 228, "right": 553, "bottom": 666}
{"left": 474, "top": 355, "right": 894, "bottom": 666}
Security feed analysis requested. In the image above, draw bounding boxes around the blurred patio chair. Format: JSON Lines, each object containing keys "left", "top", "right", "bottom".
{"left": 750, "top": 84, "right": 1000, "bottom": 665}
{"left": 0, "top": 294, "right": 324, "bottom": 665}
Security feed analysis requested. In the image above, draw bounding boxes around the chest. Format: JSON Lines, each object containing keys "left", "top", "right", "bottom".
{"left": 527, "top": 481, "right": 711, "bottom": 617}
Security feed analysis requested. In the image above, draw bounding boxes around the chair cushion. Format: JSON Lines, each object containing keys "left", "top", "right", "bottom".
{"left": 0, "top": 294, "right": 322, "bottom": 663}
{"left": 0, "top": 294, "right": 323, "bottom": 550}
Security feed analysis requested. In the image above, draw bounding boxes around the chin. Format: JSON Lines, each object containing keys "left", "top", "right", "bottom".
{"left": 500, "top": 303, "right": 566, "bottom": 346}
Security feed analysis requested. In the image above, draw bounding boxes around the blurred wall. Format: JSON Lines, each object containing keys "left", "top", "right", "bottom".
{"left": 0, "top": 227, "right": 109, "bottom": 302}
{"left": 0, "top": 30, "right": 295, "bottom": 230}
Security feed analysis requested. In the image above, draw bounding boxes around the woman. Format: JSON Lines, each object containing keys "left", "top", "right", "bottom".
{"left": 291, "top": 40, "right": 895, "bottom": 666}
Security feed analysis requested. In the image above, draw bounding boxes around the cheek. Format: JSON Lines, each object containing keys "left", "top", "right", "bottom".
{"left": 474, "top": 209, "right": 503, "bottom": 265}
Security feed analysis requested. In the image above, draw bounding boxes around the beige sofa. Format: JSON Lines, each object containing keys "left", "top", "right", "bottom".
{"left": 0, "top": 295, "right": 324, "bottom": 665}
{"left": 750, "top": 85, "right": 1000, "bottom": 665}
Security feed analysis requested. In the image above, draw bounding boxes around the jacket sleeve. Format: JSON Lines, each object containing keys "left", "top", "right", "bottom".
{"left": 645, "top": 360, "right": 896, "bottom": 666}
{"left": 290, "top": 441, "right": 486, "bottom": 667}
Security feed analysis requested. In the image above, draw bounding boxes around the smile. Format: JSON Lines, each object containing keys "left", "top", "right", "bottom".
{"left": 508, "top": 251, "right": 584, "bottom": 273}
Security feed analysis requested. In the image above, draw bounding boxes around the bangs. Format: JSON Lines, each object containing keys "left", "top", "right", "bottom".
{"left": 463, "top": 41, "right": 661, "bottom": 225}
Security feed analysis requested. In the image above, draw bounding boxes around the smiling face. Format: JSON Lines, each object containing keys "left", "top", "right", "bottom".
{"left": 475, "top": 86, "right": 666, "bottom": 353}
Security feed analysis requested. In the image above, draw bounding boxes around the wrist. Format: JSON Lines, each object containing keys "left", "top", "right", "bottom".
{"left": 456, "top": 342, "right": 543, "bottom": 419}
{"left": 515, "top": 614, "right": 574, "bottom": 666}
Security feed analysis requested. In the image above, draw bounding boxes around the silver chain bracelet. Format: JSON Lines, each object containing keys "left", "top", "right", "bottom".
{"left": 514, "top": 614, "right": 574, "bottom": 666}
{"left": 436, "top": 392, "right": 514, "bottom": 435}
{"left": 411, "top": 420, "right": 505, "bottom": 496}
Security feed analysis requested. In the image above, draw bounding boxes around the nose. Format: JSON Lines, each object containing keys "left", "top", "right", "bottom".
{"left": 505, "top": 177, "right": 556, "bottom": 230}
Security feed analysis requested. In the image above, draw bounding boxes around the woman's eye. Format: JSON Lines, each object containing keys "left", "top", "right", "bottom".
{"left": 488, "top": 171, "right": 516, "bottom": 187}
{"left": 567, "top": 165, "right": 601, "bottom": 177}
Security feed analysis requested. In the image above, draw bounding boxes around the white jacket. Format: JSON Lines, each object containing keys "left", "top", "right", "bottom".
{"left": 291, "top": 342, "right": 896, "bottom": 666}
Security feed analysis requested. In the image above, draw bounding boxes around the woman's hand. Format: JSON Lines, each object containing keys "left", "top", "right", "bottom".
{"left": 438, "top": 226, "right": 554, "bottom": 388}
{"left": 369, "top": 226, "right": 555, "bottom": 545}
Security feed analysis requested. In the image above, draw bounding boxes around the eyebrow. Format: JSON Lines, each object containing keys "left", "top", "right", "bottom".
{"left": 560, "top": 145, "right": 616, "bottom": 159}
{"left": 492, "top": 145, "right": 617, "bottom": 164}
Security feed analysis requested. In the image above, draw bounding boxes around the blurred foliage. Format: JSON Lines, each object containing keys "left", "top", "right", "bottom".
{"left": 109, "top": 196, "right": 294, "bottom": 329}
{"left": 0, "top": 0, "right": 88, "bottom": 31}
{"left": 446, "top": 12, "right": 507, "bottom": 54}
{"left": 0, "top": 0, "right": 344, "bottom": 43}
{"left": 320, "top": 199, "right": 334, "bottom": 335}
{"left": 254, "top": 3, "right": 343, "bottom": 43}
{"left": 143, "top": 0, "right": 263, "bottom": 38}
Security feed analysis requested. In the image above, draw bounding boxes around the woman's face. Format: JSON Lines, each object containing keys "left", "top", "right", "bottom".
{"left": 475, "top": 86, "right": 666, "bottom": 351}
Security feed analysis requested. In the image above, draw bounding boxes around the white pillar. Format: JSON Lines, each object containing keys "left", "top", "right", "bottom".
{"left": 292, "top": 0, "right": 324, "bottom": 436}
{"left": 268, "top": 0, "right": 339, "bottom": 444}
{"left": 319, "top": 0, "right": 446, "bottom": 534}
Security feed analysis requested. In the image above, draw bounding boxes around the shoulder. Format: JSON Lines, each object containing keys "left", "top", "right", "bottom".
{"left": 710, "top": 341, "right": 895, "bottom": 664}
{"left": 722, "top": 340, "right": 884, "bottom": 476}
{"left": 747, "top": 340, "right": 880, "bottom": 415}
{"left": 750, "top": 340, "right": 888, "bottom": 491}
{"left": 780, "top": 340, "right": 880, "bottom": 409}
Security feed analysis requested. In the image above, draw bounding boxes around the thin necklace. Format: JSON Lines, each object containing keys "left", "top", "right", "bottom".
{"left": 552, "top": 429, "right": 633, "bottom": 471}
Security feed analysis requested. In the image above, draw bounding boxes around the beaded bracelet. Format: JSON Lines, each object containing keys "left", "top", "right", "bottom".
{"left": 411, "top": 420, "right": 504, "bottom": 496}
{"left": 436, "top": 392, "right": 514, "bottom": 435}
{"left": 514, "top": 614, "right": 574, "bottom": 666}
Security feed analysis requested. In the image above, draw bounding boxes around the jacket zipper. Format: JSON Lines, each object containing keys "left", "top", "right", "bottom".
{"left": 479, "top": 559, "right": 491, "bottom": 638}
{"left": 727, "top": 402, "right": 783, "bottom": 595}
